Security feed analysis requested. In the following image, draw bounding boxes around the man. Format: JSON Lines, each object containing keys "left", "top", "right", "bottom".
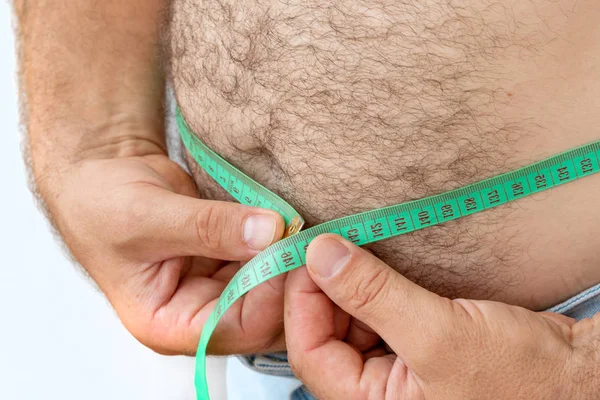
{"left": 15, "top": 0, "right": 600, "bottom": 398}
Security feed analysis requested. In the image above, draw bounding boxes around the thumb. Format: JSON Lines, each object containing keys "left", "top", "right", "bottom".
{"left": 305, "top": 234, "right": 458, "bottom": 372}
{"left": 122, "top": 185, "right": 286, "bottom": 261}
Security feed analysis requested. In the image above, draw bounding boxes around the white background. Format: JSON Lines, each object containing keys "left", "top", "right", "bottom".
{"left": 0, "top": 4, "right": 227, "bottom": 399}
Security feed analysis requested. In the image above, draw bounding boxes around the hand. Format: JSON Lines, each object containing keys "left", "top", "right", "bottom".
{"left": 285, "top": 234, "right": 600, "bottom": 399}
{"left": 43, "top": 146, "right": 288, "bottom": 356}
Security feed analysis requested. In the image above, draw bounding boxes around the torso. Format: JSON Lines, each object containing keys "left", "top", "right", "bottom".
{"left": 166, "top": 0, "right": 600, "bottom": 309}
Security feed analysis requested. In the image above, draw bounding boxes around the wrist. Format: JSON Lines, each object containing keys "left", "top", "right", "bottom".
{"left": 28, "top": 116, "right": 166, "bottom": 204}
{"left": 32, "top": 110, "right": 164, "bottom": 160}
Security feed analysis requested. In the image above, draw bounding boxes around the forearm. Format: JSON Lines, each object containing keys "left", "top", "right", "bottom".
{"left": 15, "top": 0, "right": 168, "bottom": 195}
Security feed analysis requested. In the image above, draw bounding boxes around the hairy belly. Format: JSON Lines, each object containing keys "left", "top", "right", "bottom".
{"left": 166, "top": 0, "right": 600, "bottom": 309}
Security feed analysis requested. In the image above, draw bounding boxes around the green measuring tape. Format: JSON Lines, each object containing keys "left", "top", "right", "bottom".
{"left": 176, "top": 107, "right": 600, "bottom": 399}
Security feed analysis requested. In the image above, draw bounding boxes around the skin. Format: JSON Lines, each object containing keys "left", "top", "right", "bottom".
{"left": 285, "top": 234, "right": 600, "bottom": 399}
{"left": 170, "top": 0, "right": 600, "bottom": 310}
{"left": 14, "top": 0, "right": 600, "bottom": 397}
{"left": 14, "top": 0, "right": 289, "bottom": 356}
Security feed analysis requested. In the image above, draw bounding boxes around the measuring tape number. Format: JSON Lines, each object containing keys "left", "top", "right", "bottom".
{"left": 176, "top": 107, "right": 600, "bottom": 399}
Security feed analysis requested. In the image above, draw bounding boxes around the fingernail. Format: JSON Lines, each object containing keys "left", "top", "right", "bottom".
{"left": 244, "top": 214, "right": 277, "bottom": 250}
{"left": 308, "top": 237, "right": 351, "bottom": 278}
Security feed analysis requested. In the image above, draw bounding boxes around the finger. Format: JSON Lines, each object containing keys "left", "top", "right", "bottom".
{"left": 284, "top": 267, "right": 374, "bottom": 400}
{"left": 345, "top": 317, "right": 381, "bottom": 352}
{"left": 123, "top": 186, "right": 286, "bottom": 261}
{"left": 138, "top": 261, "right": 285, "bottom": 355}
{"left": 305, "top": 234, "right": 459, "bottom": 371}
{"left": 212, "top": 273, "right": 289, "bottom": 354}
{"left": 538, "top": 311, "right": 577, "bottom": 340}
{"left": 538, "top": 312, "right": 577, "bottom": 328}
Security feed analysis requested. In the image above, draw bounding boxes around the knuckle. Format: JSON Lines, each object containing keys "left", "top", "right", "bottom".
{"left": 194, "top": 203, "right": 227, "bottom": 250}
{"left": 346, "top": 266, "right": 392, "bottom": 317}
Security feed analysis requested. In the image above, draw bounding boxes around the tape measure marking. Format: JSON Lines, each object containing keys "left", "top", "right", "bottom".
{"left": 177, "top": 110, "right": 305, "bottom": 236}
{"left": 176, "top": 108, "right": 600, "bottom": 399}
